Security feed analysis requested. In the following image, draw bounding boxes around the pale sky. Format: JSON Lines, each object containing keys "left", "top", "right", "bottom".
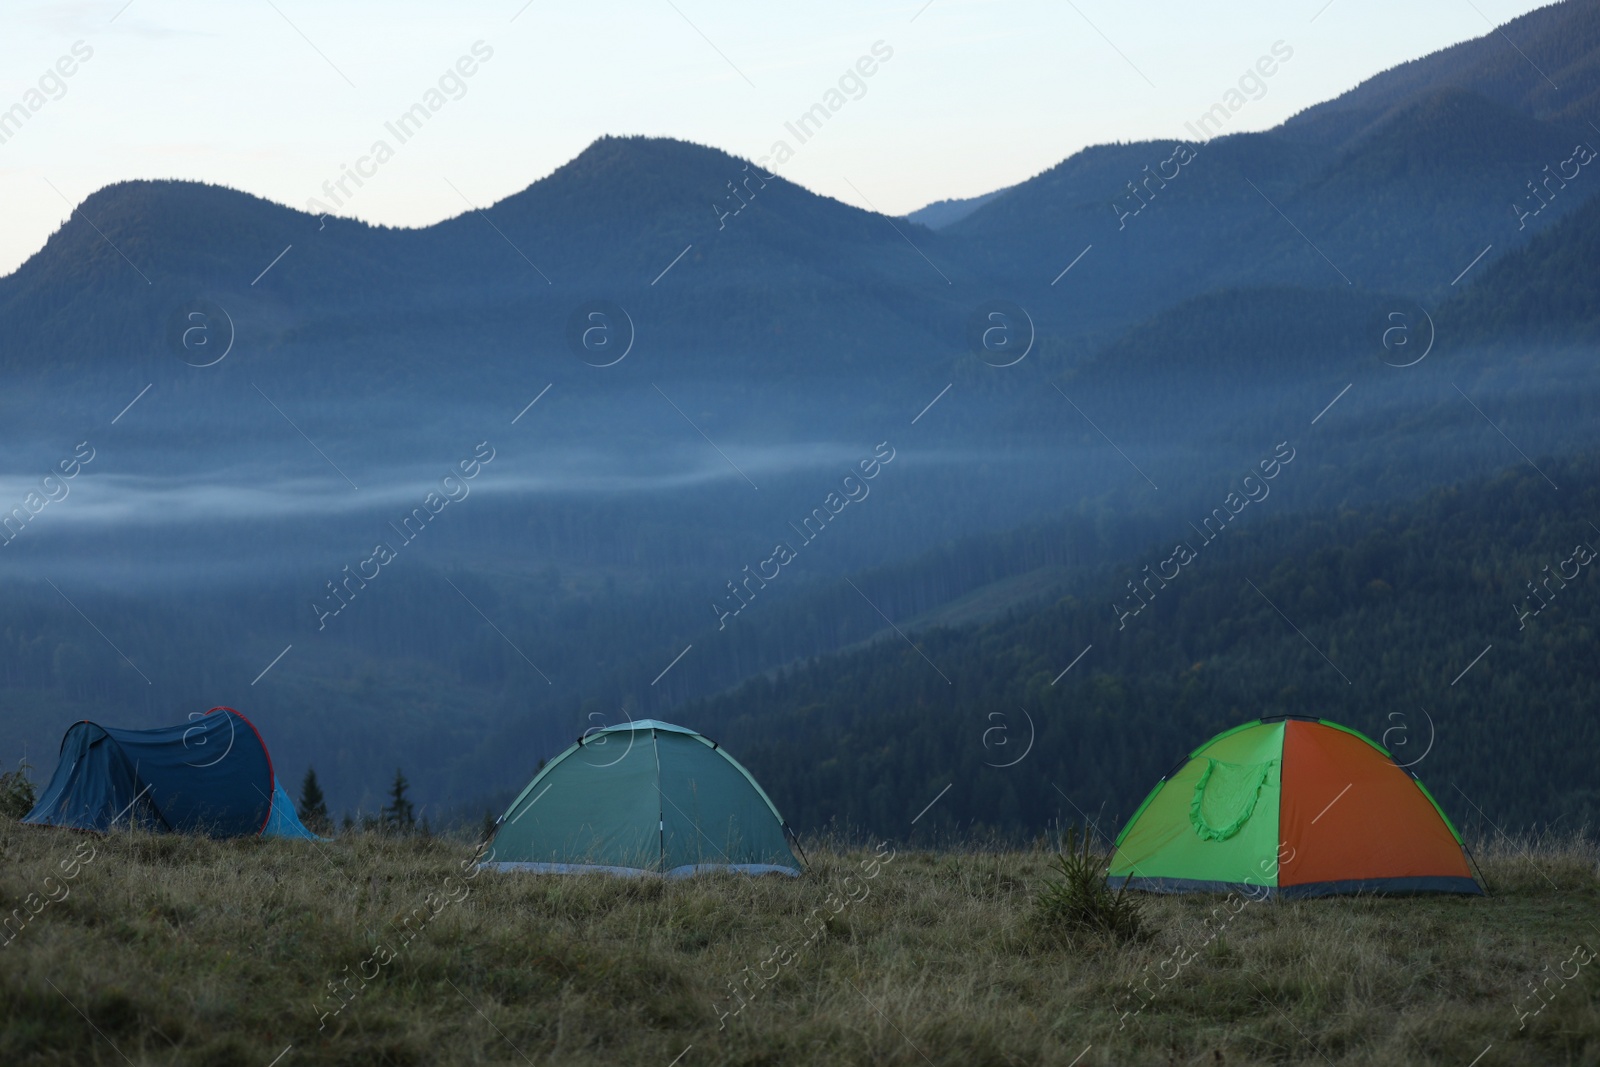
{"left": 0, "top": 0, "right": 1557, "bottom": 276}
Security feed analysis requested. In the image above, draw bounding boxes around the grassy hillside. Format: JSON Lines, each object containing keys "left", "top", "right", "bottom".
{"left": 2, "top": 820, "right": 1596, "bottom": 1066}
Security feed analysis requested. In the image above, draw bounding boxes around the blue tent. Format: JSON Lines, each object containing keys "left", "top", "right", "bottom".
{"left": 23, "top": 707, "right": 320, "bottom": 839}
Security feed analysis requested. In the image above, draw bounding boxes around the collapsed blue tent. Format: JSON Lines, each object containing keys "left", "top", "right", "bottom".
{"left": 23, "top": 706, "right": 320, "bottom": 839}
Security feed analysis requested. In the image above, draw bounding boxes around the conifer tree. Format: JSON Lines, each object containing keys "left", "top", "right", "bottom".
{"left": 298, "top": 766, "right": 330, "bottom": 834}
{"left": 382, "top": 769, "right": 415, "bottom": 834}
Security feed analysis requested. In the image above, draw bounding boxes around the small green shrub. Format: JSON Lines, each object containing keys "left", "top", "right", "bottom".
{"left": 1035, "top": 826, "right": 1149, "bottom": 943}
{"left": 0, "top": 759, "right": 36, "bottom": 819}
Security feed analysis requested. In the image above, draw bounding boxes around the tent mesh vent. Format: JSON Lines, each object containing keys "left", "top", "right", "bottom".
{"left": 1189, "top": 758, "right": 1276, "bottom": 841}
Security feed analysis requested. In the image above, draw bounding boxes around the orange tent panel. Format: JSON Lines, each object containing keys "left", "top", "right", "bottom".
{"left": 1279, "top": 719, "right": 1472, "bottom": 889}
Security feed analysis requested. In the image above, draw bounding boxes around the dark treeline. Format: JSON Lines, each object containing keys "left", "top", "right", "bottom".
{"left": 4, "top": 423, "right": 1597, "bottom": 824}
{"left": 0, "top": 494, "right": 1167, "bottom": 816}
{"left": 687, "top": 456, "right": 1600, "bottom": 841}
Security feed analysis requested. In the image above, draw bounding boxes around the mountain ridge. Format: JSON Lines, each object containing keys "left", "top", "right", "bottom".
{"left": 7, "top": 1, "right": 1600, "bottom": 370}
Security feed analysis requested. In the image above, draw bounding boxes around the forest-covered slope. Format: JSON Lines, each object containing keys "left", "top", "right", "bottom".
{"left": 688, "top": 457, "right": 1600, "bottom": 837}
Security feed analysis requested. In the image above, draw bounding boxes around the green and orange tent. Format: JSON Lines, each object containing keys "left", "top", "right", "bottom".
{"left": 1108, "top": 716, "right": 1483, "bottom": 898}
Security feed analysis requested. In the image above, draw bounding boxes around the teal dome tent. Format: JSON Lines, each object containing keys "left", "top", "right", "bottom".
{"left": 482, "top": 720, "right": 802, "bottom": 877}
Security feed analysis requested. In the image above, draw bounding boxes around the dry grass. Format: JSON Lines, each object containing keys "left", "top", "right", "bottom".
{"left": 1, "top": 818, "right": 1596, "bottom": 1066}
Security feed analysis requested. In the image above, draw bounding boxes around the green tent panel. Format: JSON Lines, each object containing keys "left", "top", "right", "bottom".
{"left": 1112, "top": 720, "right": 1285, "bottom": 890}
{"left": 482, "top": 720, "right": 802, "bottom": 877}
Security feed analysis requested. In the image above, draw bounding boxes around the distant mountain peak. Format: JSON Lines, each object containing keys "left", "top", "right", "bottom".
{"left": 903, "top": 189, "right": 1010, "bottom": 230}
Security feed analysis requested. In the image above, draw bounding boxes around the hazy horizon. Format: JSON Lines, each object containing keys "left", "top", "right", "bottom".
{"left": 0, "top": 0, "right": 1558, "bottom": 275}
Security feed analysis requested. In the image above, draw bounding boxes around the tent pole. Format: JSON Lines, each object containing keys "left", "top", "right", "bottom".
{"left": 1461, "top": 838, "right": 1491, "bottom": 895}
{"left": 652, "top": 727, "right": 664, "bottom": 874}
{"left": 786, "top": 824, "right": 810, "bottom": 870}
